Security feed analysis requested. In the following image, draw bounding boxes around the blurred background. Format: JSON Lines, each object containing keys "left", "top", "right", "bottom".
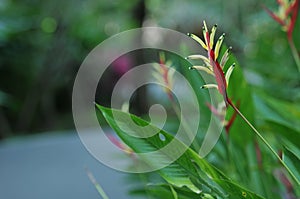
{"left": 1, "top": 0, "right": 299, "bottom": 138}
{"left": 0, "top": 0, "right": 299, "bottom": 198}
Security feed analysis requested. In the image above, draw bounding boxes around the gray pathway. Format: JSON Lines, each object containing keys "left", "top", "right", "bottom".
{"left": 0, "top": 131, "right": 140, "bottom": 199}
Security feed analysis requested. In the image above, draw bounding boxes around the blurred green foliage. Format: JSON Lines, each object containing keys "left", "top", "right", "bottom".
{"left": 1, "top": 0, "right": 298, "bottom": 135}
{"left": 0, "top": 0, "right": 141, "bottom": 136}
{"left": 1, "top": 0, "right": 299, "bottom": 138}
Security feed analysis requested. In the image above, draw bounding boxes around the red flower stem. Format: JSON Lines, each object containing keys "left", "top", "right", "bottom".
{"left": 227, "top": 99, "right": 300, "bottom": 185}
{"left": 287, "top": 37, "right": 300, "bottom": 73}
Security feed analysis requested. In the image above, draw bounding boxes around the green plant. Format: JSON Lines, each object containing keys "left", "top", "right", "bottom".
{"left": 95, "top": 5, "right": 300, "bottom": 199}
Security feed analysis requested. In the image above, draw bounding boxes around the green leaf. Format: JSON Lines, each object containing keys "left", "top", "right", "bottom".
{"left": 145, "top": 183, "right": 215, "bottom": 199}
{"left": 283, "top": 146, "right": 300, "bottom": 184}
{"left": 97, "top": 104, "right": 265, "bottom": 199}
{"left": 260, "top": 120, "right": 300, "bottom": 148}
{"left": 135, "top": 183, "right": 200, "bottom": 199}
{"left": 254, "top": 92, "right": 300, "bottom": 132}
{"left": 169, "top": 184, "right": 178, "bottom": 199}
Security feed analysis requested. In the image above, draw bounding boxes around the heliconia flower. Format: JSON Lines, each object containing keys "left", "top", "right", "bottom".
{"left": 152, "top": 52, "right": 175, "bottom": 100}
{"left": 186, "top": 21, "right": 235, "bottom": 105}
{"left": 206, "top": 100, "right": 239, "bottom": 134}
{"left": 206, "top": 102, "right": 226, "bottom": 123}
{"left": 187, "top": 22, "right": 300, "bottom": 185}
{"left": 264, "top": 0, "right": 299, "bottom": 40}
{"left": 206, "top": 102, "right": 227, "bottom": 132}
{"left": 107, "top": 134, "right": 134, "bottom": 155}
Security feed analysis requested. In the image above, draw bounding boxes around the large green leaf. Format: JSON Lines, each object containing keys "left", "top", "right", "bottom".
{"left": 97, "top": 104, "right": 265, "bottom": 198}
{"left": 283, "top": 145, "right": 300, "bottom": 185}
{"left": 140, "top": 183, "right": 214, "bottom": 199}
{"left": 254, "top": 92, "right": 300, "bottom": 132}
{"left": 259, "top": 120, "right": 300, "bottom": 148}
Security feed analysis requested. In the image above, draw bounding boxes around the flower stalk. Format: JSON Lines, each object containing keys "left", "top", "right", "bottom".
{"left": 228, "top": 100, "right": 299, "bottom": 185}
{"left": 288, "top": 38, "right": 300, "bottom": 73}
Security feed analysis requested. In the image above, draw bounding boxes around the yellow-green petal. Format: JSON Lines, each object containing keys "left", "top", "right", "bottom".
{"left": 201, "top": 84, "right": 218, "bottom": 89}
{"left": 225, "top": 63, "right": 235, "bottom": 86}
{"left": 203, "top": 21, "right": 209, "bottom": 46}
{"left": 220, "top": 46, "right": 232, "bottom": 68}
{"left": 191, "top": 65, "right": 215, "bottom": 76}
{"left": 209, "top": 24, "right": 217, "bottom": 48}
{"left": 187, "top": 33, "right": 207, "bottom": 50}
{"left": 153, "top": 63, "right": 162, "bottom": 72}
{"left": 186, "top": 54, "right": 210, "bottom": 63}
{"left": 214, "top": 33, "right": 225, "bottom": 60}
